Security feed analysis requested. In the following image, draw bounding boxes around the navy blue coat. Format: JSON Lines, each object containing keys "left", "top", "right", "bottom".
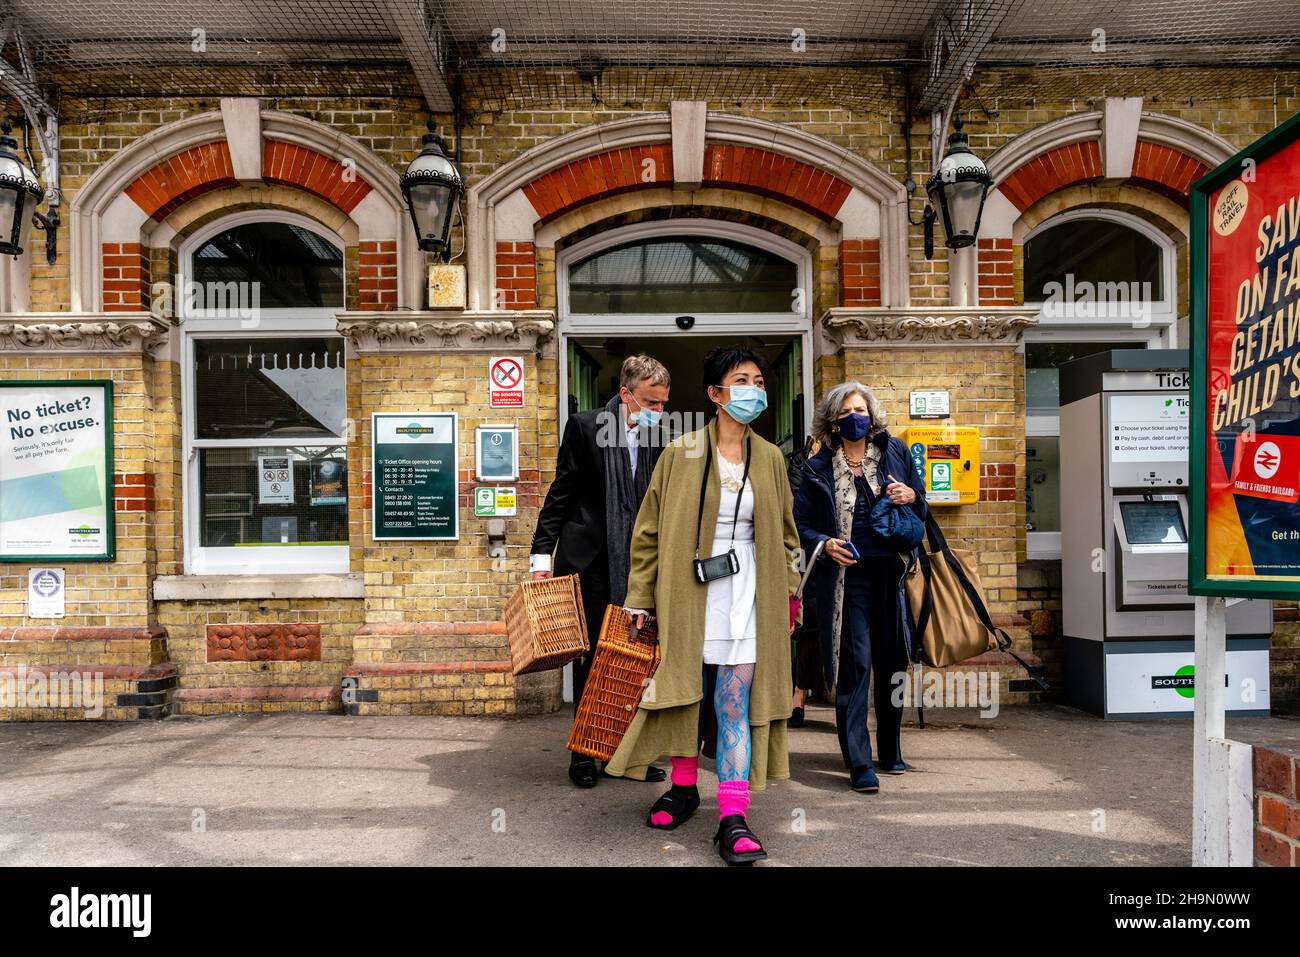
{"left": 791, "top": 430, "right": 928, "bottom": 687}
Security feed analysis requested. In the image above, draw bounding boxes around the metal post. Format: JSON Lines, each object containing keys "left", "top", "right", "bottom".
{"left": 1191, "top": 594, "right": 1227, "bottom": 865}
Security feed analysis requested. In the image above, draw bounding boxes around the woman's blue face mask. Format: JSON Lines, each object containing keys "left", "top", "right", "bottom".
{"left": 836, "top": 410, "right": 872, "bottom": 441}
{"left": 717, "top": 383, "right": 767, "bottom": 424}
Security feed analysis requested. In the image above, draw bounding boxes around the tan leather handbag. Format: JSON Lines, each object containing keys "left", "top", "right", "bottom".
{"left": 905, "top": 514, "right": 1042, "bottom": 685}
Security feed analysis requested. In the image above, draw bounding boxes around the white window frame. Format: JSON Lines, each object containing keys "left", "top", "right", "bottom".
{"left": 180, "top": 212, "right": 349, "bottom": 575}
{"left": 1023, "top": 210, "right": 1178, "bottom": 560}
{"left": 555, "top": 220, "right": 815, "bottom": 437}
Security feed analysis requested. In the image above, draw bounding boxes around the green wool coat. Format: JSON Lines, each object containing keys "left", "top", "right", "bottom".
{"left": 603, "top": 416, "right": 802, "bottom": 790}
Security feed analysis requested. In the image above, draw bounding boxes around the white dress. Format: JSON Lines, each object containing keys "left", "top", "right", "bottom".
{"left": 702, "top": 451, "right": 758, "bottom": 666}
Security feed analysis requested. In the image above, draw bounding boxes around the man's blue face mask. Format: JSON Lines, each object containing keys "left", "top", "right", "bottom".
{"left": 628, "top": 394, "right": 663, "bottom": 428}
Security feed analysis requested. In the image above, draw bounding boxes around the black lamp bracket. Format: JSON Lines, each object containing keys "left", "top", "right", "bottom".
{"left": 32, "top": 206, "right": 58, "bottom": 266}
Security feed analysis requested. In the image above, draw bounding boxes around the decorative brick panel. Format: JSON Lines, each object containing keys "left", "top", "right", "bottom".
{"left": 114, "top": 472, "right": 156, "bottom": 511}
{"left": 206, "top": 623, "right": 323, "bottom": 662}
{"left": 102, "top": 243, "right": 152, "bottom": 312}
{"left": 495, "top": 241, "right": 537, "bottom": 309}
{"left": 980, "top": 462, "right": 1017, "bottom": 502}
{"left": 357, "top": 240, "right": 398, "bottom": 310}
{"left": 1128, "top": 141, "right": 1211, "bottom": 200}
{"left": 840, "top": 239, "right": 881, "bottom": 306}
{"left": 703, "top": 144, "right": 851, "bottom": 220}
{"left": 978, "top": 238, "right": 1016, "bottom": 306}
{"left": 997, "top": 141, "right": 1104, "bottom": 212}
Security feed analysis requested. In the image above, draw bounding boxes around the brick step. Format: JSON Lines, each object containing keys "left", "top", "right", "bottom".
{"left": 343, "top": 661, "right": 514, "bottom": 717}
{"left": 172, "top": 684, "right": 340, "bottom": 716}
{"left": 352, "top": 621, "right": 510, "bottom": 666}
{"left": 0, "top": 663, "right": 177, "bottom": 721}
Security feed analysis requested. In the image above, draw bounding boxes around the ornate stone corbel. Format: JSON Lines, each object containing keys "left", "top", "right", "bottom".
{"left": 337, "top": 310, "right": 556, "bottom": 353}
{"left": 0, "top": 313, "right": 172, "bottom": 354}
{"left": 821, "top": 306, "right": 1039, "bottom": 347}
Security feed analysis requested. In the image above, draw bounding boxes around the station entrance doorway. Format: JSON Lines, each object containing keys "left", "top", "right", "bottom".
{"left": 557, "top": 223, "right": 814, "bottom": 454}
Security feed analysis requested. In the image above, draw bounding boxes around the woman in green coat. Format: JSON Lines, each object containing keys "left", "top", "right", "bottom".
{"left": 606, "top": 345, "right": 802, "bottom": 865}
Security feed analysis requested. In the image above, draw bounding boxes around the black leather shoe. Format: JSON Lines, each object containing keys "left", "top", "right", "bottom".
{"left": 600, "top": 763, "right": 666, "bottom": 782}
{"left": 788, "top": 707, "right": 805, "bottom": 728}
{"left": 569, "top": 757, "right": 598, "bottom": 788}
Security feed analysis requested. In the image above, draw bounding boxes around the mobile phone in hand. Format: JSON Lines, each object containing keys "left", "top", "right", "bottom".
{"left": 842, "top": 540, "right": 860, "bottom": 561}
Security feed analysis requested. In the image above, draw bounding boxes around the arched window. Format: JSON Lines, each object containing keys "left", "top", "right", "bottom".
{"left": 568, "top": 236, "right": 798, "bottom": 315}
{"left": 180, "top": 214, "right": 349, "bottom": 576}
{"left": 1024, "top": 218, "right": 1164, "bottom": 303}
{"left": 188, "top": 220, "right": 344, "bottom": 309}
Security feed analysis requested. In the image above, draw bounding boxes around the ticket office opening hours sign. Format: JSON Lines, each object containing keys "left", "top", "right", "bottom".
{"left": 372, "top": 413, "right": 459, "bottom": 541}
{"left": 1191, "top": 110, "right": 1300, "bottom": 598}
{"left": 0, "top": 381, "right": 115, "bottom": 562}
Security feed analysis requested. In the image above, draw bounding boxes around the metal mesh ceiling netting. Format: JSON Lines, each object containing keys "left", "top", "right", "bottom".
{"left": 4, "top": 0, "right": 1299, "bottom": 108}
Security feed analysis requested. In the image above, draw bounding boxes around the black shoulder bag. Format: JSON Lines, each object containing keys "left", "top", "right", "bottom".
{"left": 693, "top": 435, "right": 752, "bottom": 584}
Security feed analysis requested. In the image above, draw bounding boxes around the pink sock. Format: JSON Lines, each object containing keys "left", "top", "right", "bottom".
{"left": 670, "top": 755, "right": 698, "bottom": 787}
{"left": 717, "top": 780, "right": 760, "bottom": 852}
{"left": 650, "top": 757, "right": 700, "bottom": 826}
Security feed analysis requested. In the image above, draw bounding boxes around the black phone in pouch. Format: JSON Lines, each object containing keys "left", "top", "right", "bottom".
{"left": 693, "top": 549, "right": 740, "bottom": 583}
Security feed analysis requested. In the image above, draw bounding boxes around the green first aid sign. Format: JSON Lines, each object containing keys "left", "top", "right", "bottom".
{"left": 930, "top": 461, "right": 952, "bottom": 491}
{"left": 474, "top": 486, "right": 517, "bottom": 516}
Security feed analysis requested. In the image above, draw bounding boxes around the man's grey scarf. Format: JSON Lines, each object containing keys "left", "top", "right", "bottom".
{"left": 600, "top": 394, "right": 655, "bottom": 606}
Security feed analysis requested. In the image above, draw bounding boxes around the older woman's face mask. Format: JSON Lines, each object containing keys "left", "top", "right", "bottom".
{"left": 836, "top": 410, "right": 872, "bottom": 440}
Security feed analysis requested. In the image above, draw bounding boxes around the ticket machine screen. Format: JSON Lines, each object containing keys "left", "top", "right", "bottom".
{"left": 1118, "top": 501, "right": 1187, "bottom": 544}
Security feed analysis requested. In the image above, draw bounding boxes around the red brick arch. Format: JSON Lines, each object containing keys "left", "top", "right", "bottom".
{"left": 123, "top": 140, "right": 373, "bottom": 222}
{"left": 520, "top": 143, "right": 854, "bottom": 223}
{"left": 996, "top": 138, "right": 1210, "bottom": 212}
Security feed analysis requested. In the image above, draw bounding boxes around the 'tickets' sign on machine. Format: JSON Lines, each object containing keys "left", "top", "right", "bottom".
{"left": 1191, "top": 110, "right": 1300, "bottom": 598}
{"left": 0, "top": 381, "right": 115, "bottom": 562}
{"left": 372, "top": 413, "right": 458, "bottom": 540}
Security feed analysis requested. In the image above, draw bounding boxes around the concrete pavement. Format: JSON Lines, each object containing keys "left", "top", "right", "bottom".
{"left": 1, "top": 705, "right": 1295, "bottom": 866}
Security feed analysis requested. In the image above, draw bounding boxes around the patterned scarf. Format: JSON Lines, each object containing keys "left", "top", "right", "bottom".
{"left": 826, "top": 441, "right": 882, "bottom": 690}
{"left": 600, "top": 394, "right": 653, "bottom": 606}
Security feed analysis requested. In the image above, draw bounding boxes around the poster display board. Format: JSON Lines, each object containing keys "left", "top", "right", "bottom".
{"left": 1190, "top": 110, "right": 1300, "bottom": 598}
{"left": 0, "top": 381, "right": 115, "bottom": 562}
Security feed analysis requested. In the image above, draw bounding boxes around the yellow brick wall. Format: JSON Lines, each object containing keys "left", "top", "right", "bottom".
{"left": 0, "top": 353, "right": 168, "bottom": 627}
{"left": 350, "top": 350, "right": 554, "bottom": 625}
{"left": 843, "top": 346, "right": 1025, "bottom": 615}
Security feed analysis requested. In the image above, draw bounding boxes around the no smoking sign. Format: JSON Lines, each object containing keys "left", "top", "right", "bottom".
{"left": 489, "top": 356, "right": 525, "bottom": 408}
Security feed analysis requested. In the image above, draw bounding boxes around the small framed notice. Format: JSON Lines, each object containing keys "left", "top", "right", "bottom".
{"left": 475, "top": 424, "right": 519, "bottom": 482}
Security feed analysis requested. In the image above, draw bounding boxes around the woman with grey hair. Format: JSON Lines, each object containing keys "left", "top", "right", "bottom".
{"left": 792, "top": 381, "right": 927, "bottom": 793}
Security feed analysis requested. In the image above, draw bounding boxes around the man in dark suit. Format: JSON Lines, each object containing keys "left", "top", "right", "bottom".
{"left": 531, "top": 354, "right": 671, "bottom": 787}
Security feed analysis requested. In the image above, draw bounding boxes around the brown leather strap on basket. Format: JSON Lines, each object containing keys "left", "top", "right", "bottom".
{"left": 628, "top": 614, "right": 659, "bottom": 646}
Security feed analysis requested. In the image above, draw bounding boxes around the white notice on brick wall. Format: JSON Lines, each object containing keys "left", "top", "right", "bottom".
{"left": 28, "top": 567, "right": 65, "bottom": 619}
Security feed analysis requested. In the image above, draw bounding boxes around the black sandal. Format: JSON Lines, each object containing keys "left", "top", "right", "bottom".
{"left": 645, "top": 785, "right": 699, "bottom": 830}
{"left": 713, "top": 814, "right": 767, "bottom": 865}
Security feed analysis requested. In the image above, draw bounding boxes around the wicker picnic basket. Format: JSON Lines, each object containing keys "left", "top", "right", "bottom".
{"left": 503, "top": 574, "right": 589, "bottom": 675}
{"left": 567, "top": 604, "right": 661, "bottom": 761}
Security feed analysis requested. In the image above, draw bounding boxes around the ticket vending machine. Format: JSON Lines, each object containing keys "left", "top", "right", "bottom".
{"left": 1059, "top": 349, "right": 1272, "bottom": 718}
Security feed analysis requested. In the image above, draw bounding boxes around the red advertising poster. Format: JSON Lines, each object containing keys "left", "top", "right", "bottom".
{"left": 1193, "top": 112, "right": 1300, "bottom": 596}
